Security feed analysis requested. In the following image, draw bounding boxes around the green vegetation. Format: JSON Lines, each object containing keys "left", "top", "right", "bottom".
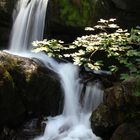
{"left": 132, "top": 78, "right": 140, "bottom": 97}
{"left": 59, "top": 0, "right": 97, "bottom": 26}
{"left": 32, "top": 19, "right": 140, "bottom": 80}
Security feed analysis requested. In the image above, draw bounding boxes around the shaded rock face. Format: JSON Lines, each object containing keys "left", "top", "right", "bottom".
{"left": 111, "top": 0, "right": 140, "bottom": 28}
{"left": 0, "top": 51, "right": 62, "bottom": 128}
{"left": 0, "top": 0, "right": 16, "bottom": 48}
{"left": 0, "top": 117, "right": 46, "bottom": 140}
{"left": 91, "top": 78, "right": 140, "bottom": 140}
{"left": 111, "top": 121, "right": 140, "bottom": 140}
{"left": 0, "top": 0, "right": 16, "bottom": 12}
{"left": 0, "top": 9, "right": 11, "bottom": 48}
{"left": 112, "top": 0, "right": 140, "bottom": 12}
{"left": 0, "top": 56, "right": 25, "bottom": 126}
{"left": 91, "top": 104, "right": 116, "bottom": 140}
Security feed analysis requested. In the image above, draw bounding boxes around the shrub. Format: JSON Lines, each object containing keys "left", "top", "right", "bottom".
{"left": 32, "top": 19, "right": 140, "bottom": 80}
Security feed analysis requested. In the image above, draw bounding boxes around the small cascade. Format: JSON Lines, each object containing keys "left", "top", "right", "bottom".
{"left": 8, "top": 0, "right": 103, "bottom": 140}
{"left": 35, "top": 63, "right": 103, "bottom": 140}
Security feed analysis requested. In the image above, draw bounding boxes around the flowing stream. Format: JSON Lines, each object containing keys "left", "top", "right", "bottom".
{"left": 8, "top": 0, "right": 103, "bottom": 140}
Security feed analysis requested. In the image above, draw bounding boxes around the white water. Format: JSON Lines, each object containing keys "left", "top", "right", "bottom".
{"left": 9, "top": 0, "right": 48, "bottom": 52}
{"left": 35, "top": 63, "right": 103, "bottom": 140}
{"left": 8, "top": 0, "right": 103, "bottom": 140}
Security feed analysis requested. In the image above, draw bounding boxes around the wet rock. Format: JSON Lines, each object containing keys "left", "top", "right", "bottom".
{"left": 104, "top": 84, "right": 130, "bottom": 109}
{"left": 0, "top": 117, "right": 46, "bottom": 140}
{"left": 91, "top": 104, "right": 119, "bottom": 140}
{"left": 0, "top": 51, "right": 62, "bottom": 128}
{"left": 104, "top": 77, "right": 140, "bottom": 109}
{"left": 91, "top": 78, "right": 140, "bottom": 140}
{"left": 15, "top": 117, "right": 46, "bottom": 140}
{"left": 111, "top": 120, "right": 140, "bottom": 140}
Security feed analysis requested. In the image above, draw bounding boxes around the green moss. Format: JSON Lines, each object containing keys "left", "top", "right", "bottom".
{"left": 132, "top": 78, "right": 140, "bottom": 97}
{"left": 133, "top": 91, "right": 140, "bottom": 97}
{"left": 25, "top": 72, "right": 32, "bottom": 83}
{"left": 0, "top": 64, "right": 15, "bottom": 87}
{"left": 59, "top": 0, "right": 97, "bottom": 26}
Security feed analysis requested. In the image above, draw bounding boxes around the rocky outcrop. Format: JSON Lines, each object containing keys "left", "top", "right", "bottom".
{"left": 0, "top": 0, "right": 16, "bottom": 12}
{"left": 0, "top": 51, "right": 62, "bottom": 128}
{"left": 111, "top": 120, "right": 140, "bottom": 140}
{"left": 0, "top": 0, "right": 15, "bottom": 48}
{"left": 91, "top": 78, "right": 140, "bottom": 140}
{"left": 0, "top": 117, "right": 46, "bottom": 140}
{"left": 111, "top": 0, "right": 140, "bottom": 28}
{"left": 112, "top": 0, "right": 140, "bottom": 12}
{"left": 0, "top": 9, "right": 11, "bottom": 48}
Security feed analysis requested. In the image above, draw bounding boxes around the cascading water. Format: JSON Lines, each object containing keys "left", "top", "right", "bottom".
{"left": 8, "top": 0, "right": 103, "bottom": 140}
{"left": 9, "top": 0, "right": 48, "bottom": 52}
{"left": 35, "top": 63, "right": 103, "bottom": 140}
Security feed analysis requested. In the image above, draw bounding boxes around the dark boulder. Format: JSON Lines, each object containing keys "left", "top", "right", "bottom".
{"left": 91, "top": 78, "right": 140, "bottom": 140}
{"left": 0, "top": 117, "right": 46, "bottom": 140}
{"left": 0, "top": 51, "right": 62, "bottom": 128}
{"left": 111, "top": 0, "right": 140, "bottom": 28}
{"left": 111, "top": 120, "right": 140, "bottom": 140}
{"left": 91, "top": 104, "right": 117, "bottom": 140}
{"left": 0, "top": 60, "right": 25, "bottom": 127}
{"left": 112, "top": 0, "right": 140, "bottom": 13}
{"left": 0, "top": 0, "right": 15, "bottom": 48}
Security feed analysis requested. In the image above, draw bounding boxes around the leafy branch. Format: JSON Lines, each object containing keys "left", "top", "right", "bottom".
{"left": 32, "top": 19, "right": 140, "bottom": 80}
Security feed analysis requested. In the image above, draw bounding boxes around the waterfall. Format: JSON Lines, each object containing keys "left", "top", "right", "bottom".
{"left": 8, "top": 0, "right": 103, "bottom": 140}
{"left": 9, "top": 0, "right": 48, "bottom": 52}
{"left": 35, "top": 63, "right": 103, "bottom": 140}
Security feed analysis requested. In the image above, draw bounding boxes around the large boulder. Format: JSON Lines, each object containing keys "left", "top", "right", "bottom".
{"left": 0, "top": 117, "right": 46, "bottom": 140}
{"left": 111, "top": 121, "right": 140, "bottom": 140}
{"left": 0, "top": 51, "right": 62, "bottom": 127}
{"left": 91, "top": 78, "right": 140, "bottom": 140}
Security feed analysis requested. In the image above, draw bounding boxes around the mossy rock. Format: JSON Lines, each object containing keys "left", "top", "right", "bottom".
{"left": 111, "top": 120, "right": 140, "bottom": 140}
{"left": 0, "top": 62, "right": 25, "bottom": 126}
{"left": 91, "top": 104, "right": 126, "bottom": 139}
{"left": 0, "top": 51, "right": 62, "bottom": 128}
{"left": 91, "top": 77, "right": 140, "bottom": 140}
